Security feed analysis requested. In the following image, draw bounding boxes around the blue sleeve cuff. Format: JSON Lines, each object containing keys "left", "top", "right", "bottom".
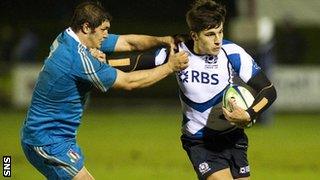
{"left": 100, "top": 34, "right": 119, "bottom": 53}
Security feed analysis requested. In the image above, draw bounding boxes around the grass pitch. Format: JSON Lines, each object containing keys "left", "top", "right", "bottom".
{"left": 1, "top": 107, "right": 319, "bottom": 179}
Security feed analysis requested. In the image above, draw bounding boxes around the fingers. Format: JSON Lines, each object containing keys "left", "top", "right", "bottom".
{"left": 223, "top": 98, "right": 251, "bottom": 127}
{"left": 173, "top": 34, "right": 184, "bottom": 44}
{"left": 89, "top": 48, "right": 100, "bottom": 56}
{"left": 163, "top": 36, "right": 177, "bottom": 54}
{"left": 227, "top": 98, "right": 237, "bottom": 111}
{"left": 169, "top": 46, "right": 175, "bottom": 56}
{"left": 90, "top": 48, "right": 106, "bottom": 63}
{"left": 169, "top": 42, "right": 178, "bottom": 54}
{"left": 222, "top": 107, "right": 231, "bottom": 120}
{"left": 223, "top": 107, "right": 235, "bottom": 122}
{"left": 168, "top": 50, "right": 189, "bottom": 71}
{"left": 223, "top": 105, "right": 251, "bottom": 124}
{"left": 177, "top": 51, "right": 189, "bottom": 69}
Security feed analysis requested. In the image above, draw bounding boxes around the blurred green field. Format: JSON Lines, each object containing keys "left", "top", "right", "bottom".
{"left": 1, "top": 108, "right": 319, "bottom": 180}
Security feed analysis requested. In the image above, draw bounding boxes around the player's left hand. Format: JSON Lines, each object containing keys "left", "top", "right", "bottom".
{"left": 90, "top": 48, "right": 106, "bottom": 63}
{"left": 167, "top": 49, "right": 189, "bottom": 72}
{"left": 222, "top": 99, "right": 251, "bottom": 127}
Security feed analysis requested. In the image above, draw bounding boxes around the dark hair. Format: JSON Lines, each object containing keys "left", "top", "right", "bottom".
{"left": 70, "top": 1, "right": 112, "bottom": 32}
{"left": 186, "top": 0, "right": 226, "bottom": 32}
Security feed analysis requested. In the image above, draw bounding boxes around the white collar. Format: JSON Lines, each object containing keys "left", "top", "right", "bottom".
{"left": 66, "top": 27, "right": 87, "bottom": 48}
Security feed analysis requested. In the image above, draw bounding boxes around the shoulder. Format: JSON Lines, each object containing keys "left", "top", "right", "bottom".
{"left": 105, "top": 34, "right": 119, "bottom": 43}
{"left": 221, "top": 39, "right": 246, "bottom": 54}
{"left": 221, "top": 39, "right": 253, "bottom": 69}
{"left": 51, "top": 33, "right": 84, "bottom": 65}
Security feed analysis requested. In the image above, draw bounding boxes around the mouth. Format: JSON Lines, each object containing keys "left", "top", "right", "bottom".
{"left": 213, "top": 47, "right": 221, "bottom": 52}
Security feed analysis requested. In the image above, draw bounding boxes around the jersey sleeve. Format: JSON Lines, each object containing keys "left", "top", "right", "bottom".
{"left": 154, "top": 48, "right": 168, "bottom": 66}
{"left": 100, "top": 34, "right": 119, "bottom": 54}
{"left": 106, "top": 47, "right": 168, "bottom": 72}
{"left": 227, "top": 47, "right": 261, "bottom": 83}
{"left": 76, "top": 48, "right": 117, "bottom": 92}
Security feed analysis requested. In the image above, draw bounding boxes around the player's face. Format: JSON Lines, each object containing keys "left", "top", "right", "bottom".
{"left": 88, "top": 20, "right": 110, "bottom": 49}
{"left": 193, "top": 23, "right": 223, "bottom": 56}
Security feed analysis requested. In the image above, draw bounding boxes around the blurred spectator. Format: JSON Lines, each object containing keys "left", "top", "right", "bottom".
{"left": 277, "top": 16, "right": 307, "bottom": 64}
{"left": 12, "top": 28, "right": 39, "bottom": 64}
{"left": 0, "top": 25, "right": 15, "bottom": 73}
{"left": 0, "top": 24, "right": 16, "bottom": 107}
{"left": 216, "top": 0, "right": 256, "bottom": 38}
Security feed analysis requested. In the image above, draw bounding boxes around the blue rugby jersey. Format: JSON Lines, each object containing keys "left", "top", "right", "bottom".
{"left": 22, "top": 28, "right": 119, "bottom": 146}
{"left": 155, "top": 40, "right": 261, "bottom": 137}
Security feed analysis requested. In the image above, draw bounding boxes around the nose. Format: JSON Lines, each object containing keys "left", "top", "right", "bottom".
{"left": 214, "top": 34, "right": 221, "bottom": 45}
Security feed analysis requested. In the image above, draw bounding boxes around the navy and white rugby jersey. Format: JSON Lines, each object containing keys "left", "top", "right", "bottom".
{"left": 22, "top": 28, "right": 119, "bottom": 146}
{"left": 155, "top": 40, "right": 261, "bottom": 138}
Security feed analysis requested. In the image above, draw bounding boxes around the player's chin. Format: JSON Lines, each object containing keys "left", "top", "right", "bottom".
{"left": 209, "top": 50, "right": 220, "bottom": 56}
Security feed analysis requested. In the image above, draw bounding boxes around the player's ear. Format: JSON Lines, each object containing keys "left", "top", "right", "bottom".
{"left": 190, "top": 31, "right": 198, "bottom": 41}
{"left": 81, "top": 22, "right": 91, "bottom": 34}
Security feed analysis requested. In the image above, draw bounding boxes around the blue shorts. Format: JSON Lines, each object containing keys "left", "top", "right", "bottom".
{"left": 181, "top": 128, "right": 250, "bottom": 179}
{"left": 21, "top": 140, "right": 84, "bottom": 180}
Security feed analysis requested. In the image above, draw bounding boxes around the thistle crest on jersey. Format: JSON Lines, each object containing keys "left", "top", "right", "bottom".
{"left": 204, "top": 55, "right": 218, "bottom": 69}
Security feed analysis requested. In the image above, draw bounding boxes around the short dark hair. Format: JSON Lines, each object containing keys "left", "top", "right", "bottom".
{"left": 186, "top": 0, "right": 226, "bottom": 33}
{"left": 70, "top": 1, "right": 112, "bottom": 32}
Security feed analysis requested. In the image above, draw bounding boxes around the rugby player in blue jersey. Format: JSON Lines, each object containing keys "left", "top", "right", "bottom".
{"left": 20, "top": 1, "right": 188, "bottom": 179}
{"left": 109, "top": 0, "right": 277, "bottom": 179}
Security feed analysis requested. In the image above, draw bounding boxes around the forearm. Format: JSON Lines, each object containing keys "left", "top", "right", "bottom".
{"left": 112, "top": 49, "right": 188, "bottom": 90}
{"left": 128, "top": 63, "right": 173, "bottom": 88}
{"left": 114, "top": 63, "right": 173, "bottom": 90}
{"left": 121, "top": 35, "right": 172, "bottom": 51}
{"left": 246, "top": 71, "right": 277, "bottom": 120}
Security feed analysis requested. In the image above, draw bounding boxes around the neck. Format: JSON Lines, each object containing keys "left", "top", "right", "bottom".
{"left": 192, "top": 42, "right": 205, "bottom": 56}
{"left": 193, "top": 45, "right": 201, "bottom": 55}
{"left": 75, "top": 31, "right": 89, "bottom": 48}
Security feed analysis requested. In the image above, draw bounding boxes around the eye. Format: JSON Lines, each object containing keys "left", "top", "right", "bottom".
{"left": 206, "top": 33, "right": 215, "bottom": 37}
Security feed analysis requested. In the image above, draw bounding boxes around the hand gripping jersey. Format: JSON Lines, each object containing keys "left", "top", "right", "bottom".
{"left": 155, "top": 40, "right": 261, "bottom": 138}
{"left": 21, "top": 28, "right": 119, "bottom": 146}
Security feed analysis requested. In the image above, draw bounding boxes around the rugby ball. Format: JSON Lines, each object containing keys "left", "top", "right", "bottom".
{"left": 223, "top": 85, "right": 255, "bottom": 128}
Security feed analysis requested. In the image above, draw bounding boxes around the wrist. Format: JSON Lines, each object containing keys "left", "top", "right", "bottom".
{"left": 160, "top": 36, "right": 174, "bottom": 46}
{"left": 244, "top": 111, "right": 251, "bottom": 122}
{"left": 164, "top": 62, "right": 174, "bottom": 74}
{"left": 245, "top": 109, "right": 257, "bottom": 128}
{"left": 246, "top": 108, "right": 257, "bottom": 121}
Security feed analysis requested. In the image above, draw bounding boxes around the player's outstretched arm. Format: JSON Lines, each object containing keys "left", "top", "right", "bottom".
{"left": 107, "top": 34, "right": 190, "bottom": 72}
{"left": 112, "top": 51, "right": 188, "bottom": 90}
{"left": 114, "top": 35, "right": 174, "bottom": 52}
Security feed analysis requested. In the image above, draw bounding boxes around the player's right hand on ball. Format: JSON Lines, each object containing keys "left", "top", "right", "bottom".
{"left": 167, "top": 50, "right": 189, "bottom": 72}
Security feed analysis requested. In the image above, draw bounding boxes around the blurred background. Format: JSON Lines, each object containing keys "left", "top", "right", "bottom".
{"left": 0, "top": 0, "right": 319, "bottom": 179}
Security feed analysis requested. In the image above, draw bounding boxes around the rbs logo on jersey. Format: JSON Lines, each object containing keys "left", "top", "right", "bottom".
{"left": 178, "top": 70, "right": 219, "bottom": 85}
